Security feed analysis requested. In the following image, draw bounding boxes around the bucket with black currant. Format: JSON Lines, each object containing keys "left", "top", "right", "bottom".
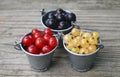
{"left": 41, "top": 8, "right": 76, "bottom": 47}
{"left": 14, "top": 28, "right": 58, "bottom": 72}
{"left": 63, "top": 28, "right": 104, "bottom": 72}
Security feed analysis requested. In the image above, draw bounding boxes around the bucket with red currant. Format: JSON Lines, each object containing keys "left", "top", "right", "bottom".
{"left": 63, "top": 28, "right": 104, "bottom": 72}
{"left": 14, "top": 28, "right": 58, "bottom": 72}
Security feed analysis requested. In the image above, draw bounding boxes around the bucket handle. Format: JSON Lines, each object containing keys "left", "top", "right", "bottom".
{"left": 14, "top": 41, "right": 21, "bottom": 50}
{"left": 53, "top": 32, "right": 61, "bottom": 39}
{"left": 72, "top": 22, "right": 80, "bottom": 29}
{"left": 40, "top": 9, "right": 46, "bottom": 16}
{"left": 97, "top": 43, "right": 104, "bottom": 50}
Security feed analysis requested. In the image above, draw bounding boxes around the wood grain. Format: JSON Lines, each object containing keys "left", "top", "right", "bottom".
{"left": 0, "top": 0, "right": 120, "bottom": 77}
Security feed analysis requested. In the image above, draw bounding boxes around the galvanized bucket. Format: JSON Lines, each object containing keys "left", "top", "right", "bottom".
{"left": 40, "top": 9, "right": 74, "bottom": 34}
{"left": 63, "top": 30, "right": 104, "bottom": 72}
{"left": 40, "top": 9, "right": 79, "bottom": 47}
{"left": 14, "top": 33, "right": 58, "bottom": 72}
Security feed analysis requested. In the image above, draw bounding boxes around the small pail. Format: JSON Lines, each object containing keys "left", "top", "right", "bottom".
{"left": 14, "top": 33, "right": 58, "bottom": 72}
{"left": 63, "top": 30, "right": 104, "bottom": 72}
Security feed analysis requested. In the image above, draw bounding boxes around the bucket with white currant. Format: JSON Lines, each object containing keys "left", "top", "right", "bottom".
{"left": 63, "top": 28, "right": 104, "bottom": 72}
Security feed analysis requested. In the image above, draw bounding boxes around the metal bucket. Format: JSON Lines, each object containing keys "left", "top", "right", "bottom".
{"left": 14, "top": 33, "right": 58, "bottom": 72}
{"left": 63, "top": 30, "right": 104, "bottom": 72}
{"left": 40, "top": 9, "right": 78, "bottom": 47}
{"left": 40, "top": 9, "right": 74, "bottom": 34}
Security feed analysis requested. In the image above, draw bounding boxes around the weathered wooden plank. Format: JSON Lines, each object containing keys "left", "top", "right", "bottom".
{"left": 0, "top": 0, "right": 120, "bottom": 77}
{"left": 0, "top": 67, "right": 119, "bottom": 77}
{"left": 0, "top": 0, "right": 120, "bottom": 11}
{"left": 0, "top": 10, "right": 120, "bottom": 16}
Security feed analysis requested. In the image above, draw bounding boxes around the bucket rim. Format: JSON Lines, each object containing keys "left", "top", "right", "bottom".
{"left": 41, "top": 10, "right": 74, "bottom": 32}
{"left": 20, "top": 43, "right": 58, "bottom": 56}
{"left": 63, "top": 43, "right": 100, "bottom": 56}
{"left": 20, "top": 32, "right": 59, "bottom": 56}
{"left": 63, "top": 29, "right": 103, "bottom": 56}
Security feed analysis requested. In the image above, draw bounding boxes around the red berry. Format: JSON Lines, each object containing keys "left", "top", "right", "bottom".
{"left": 28, "top": 35, "right": 34, "bottom": 43}
{"left": 42, "top": 45, "right": 52, "bottom": 53}
{"left": 33, "top": 32, "right": 43, "bottom": 40}
{"left": 35, "top": 37, "right": 46, "bottom": 49}
{"left": 31, "top": 29, "right": 39, "bottom": 35}
{"left": 39, "top": 51, "right": 45, "bottom": 54}
{"left": 48, "top": 37, "right": 57, "bottom": 48}
{"left": 44, "top": 28, "right": 52, "bottom": 36}
{"left": 43, "top": 34, "right": 51, "bottom": 42}
{"left": 22, "top": 35, "right": 33, "bottom": 46}
{"left": 27, "top": 45, "right": 39, "bottom": 54}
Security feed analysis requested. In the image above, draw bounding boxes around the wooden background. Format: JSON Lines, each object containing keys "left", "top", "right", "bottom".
{"left": 0, "top": 0, "right": 120, "bottom": 77}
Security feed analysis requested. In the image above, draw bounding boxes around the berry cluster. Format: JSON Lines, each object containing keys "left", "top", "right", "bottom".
{"left": 22, "top": 28, "right": 57, "bottom": 54}
{"left": 45, "top": 8, "right": 76, "bottom": 30}
{"left": 63, "top": 28, "right": 99, "bottom": 54}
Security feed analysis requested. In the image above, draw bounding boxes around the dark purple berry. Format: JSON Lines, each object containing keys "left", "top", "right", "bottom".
{"left": 48, "top": 13, "right": 55, "bottom": 19}
{"left": 65, "top": 13, "right": 76, "bottom": 22}
{"left": 45, "top": 19, "right": 58, "bottom": 29}
{"left": 58, "top": 21, "right": 66, "bottom": 29}
{"left": 56, "top": 8, "right": 65, "bottom": 14}
{"left": 58, "top": 21, "right": 71, "bottom": 29}
{"left": 56, "top": 14, "right": 65, "bottom": 21}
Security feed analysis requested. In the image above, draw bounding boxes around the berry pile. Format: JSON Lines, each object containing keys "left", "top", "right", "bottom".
{"left": 22, "top": 28, "right": 57, "bottom": 54}
{"left": 45, "top": 8, "right": 76, "bottom": 30}
{"left": 63, "top": 28, "right": 99, "bottom": 54}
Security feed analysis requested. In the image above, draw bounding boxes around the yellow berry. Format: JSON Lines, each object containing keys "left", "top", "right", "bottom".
{"left": 71, "top": 28, "right": 80, "bottom": 36}
{"left": 63, "top": 34, "right": 72, "bottom": 44}
{"left": 88, "top": 37, "right": 97, "bottom": 45}
{"left": 88, "top": 45, "right": 97, "bottom": 53}
{"left": 79, "top": 31, "right": 85, "bottom": 36}
{"left": 72, "top": 36, "right": 82, "bottom": 47}
{"left": 82, "top": 32, "right": 91, "bottom": 40}
{"left": 66, "top": 41, "right": 74, "bottom": 50}
{"left": 79, "top": 48, "right": 89, "bottom": 54}
{"left": 71, "top": 47, "right": 80, "bottom": 54}
{"left": 92, "top": 32, "right": 99, "bottom": 39}
{"left": 81, "top": 39, "right": 89, "bottom": 48}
